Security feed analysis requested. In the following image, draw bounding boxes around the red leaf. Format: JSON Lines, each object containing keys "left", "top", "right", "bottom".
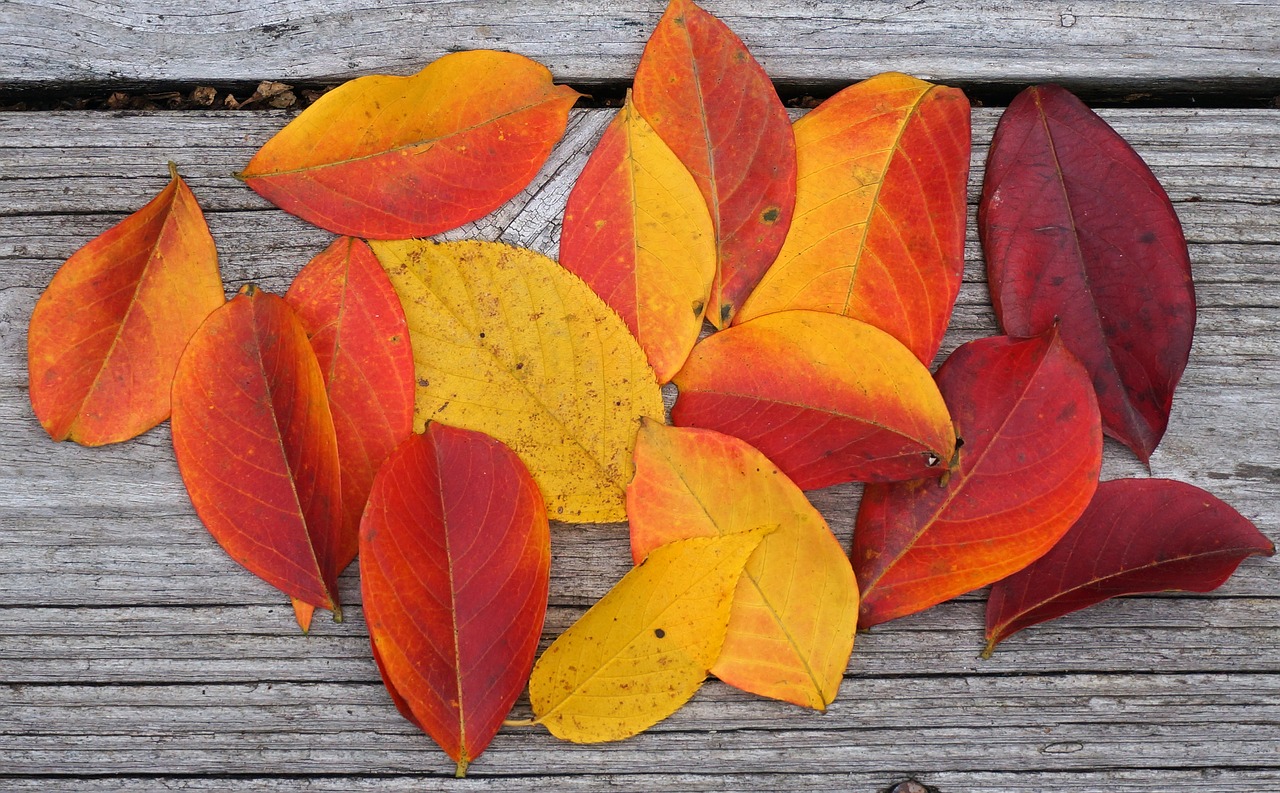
{"left": 360, "top": 424, "right": 550, "bottom": 776}
{"left": 285, "top": 237, "right": 415, "bottom": 543}
{"left": 28, "top": 164, "right": 224, "bottom": 446}
{"left": 854, "top": 331, "right": 1103, "bottom": 628}
{"left": 985, "top": 478, "right": 1275, "bottom": 653}
{"left": 633, "top": 0, "right": 796, "bottom": 328}
{"left": 171, "top": 285, "right": 344, "bottom": 618}
{"left": 980, "top": 85, "right": 1195, "bottom": 463}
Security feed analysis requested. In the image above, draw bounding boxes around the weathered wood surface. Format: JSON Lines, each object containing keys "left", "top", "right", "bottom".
{"left": 3, "top": 1, "right": 1280, "bottom": 96}
{"left": 1, "top": 107, "right": 1278, "bottom": 791}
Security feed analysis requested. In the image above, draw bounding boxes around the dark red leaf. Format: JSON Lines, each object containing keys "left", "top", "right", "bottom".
{"left": 980, "top": 85, "right": 1195, "bottom": 463}
{"left": 985, "top": 478, "right": 1274, "bottom": 653}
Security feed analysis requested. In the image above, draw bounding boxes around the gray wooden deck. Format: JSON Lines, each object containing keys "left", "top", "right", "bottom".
{"left": 2, "top": 2, "right": 1279, "bottom": 790}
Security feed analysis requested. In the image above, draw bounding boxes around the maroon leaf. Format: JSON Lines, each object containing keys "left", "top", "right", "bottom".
{"left": 985, "top": 478, "right": 1274, "bottom": 653}
{"left": 979, "top": 84, "right": 1195, "bottom": 463}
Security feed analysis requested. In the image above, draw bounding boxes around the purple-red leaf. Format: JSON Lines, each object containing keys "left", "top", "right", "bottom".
{"left": 980, "top": 85, "right": 1195, "bottom": 463}
{"left": 360, "top": 423, "right": 550, "bottom": 776}
{"left": 985, "top": 478, "right": 1274, "bottom": 653}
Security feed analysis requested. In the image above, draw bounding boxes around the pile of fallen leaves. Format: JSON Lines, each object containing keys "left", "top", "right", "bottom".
{"left": 25, "top": 0, "right": 1273, "bottom": 777}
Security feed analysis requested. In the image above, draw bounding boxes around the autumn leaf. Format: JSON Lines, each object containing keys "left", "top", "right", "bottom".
{"left": 985, "top": 478, "right": 1275, "bottom": 654}
{"left": 28, "top": 163, "right": 224, "bottom": 446}
{"left": 854, "top": 330, "right": 1103, "bottom": 628}
{"left": 736, "top": 73, "right": 971, "bottom": 365}
{"left": 671, "top": 310, "right": 955, "bottom": 488}
{"left": 361, "top": 424, "right": 550, "bottom": 776}
{"left": 171, "top": 285, "right": 344, "bottom": 628}
{"left": 560, "top": 95, "right": 716, "bottom": 383}
{"left": 980, "top": 84, "right": 1195, "bottom": 463}
{"left": 371, "top": 239, "right": 664, "bottom": 523}
{"left": 239, "top": 50, "right": 580, "bottom": 239}
{"left": 628, "top": 421, "right": 857, "bottom": 710}
{"left": 528, "top": 529, "right": 769, "bottom": 743}
{"left": 285, "top": 237, "right": 415, "bottom": 540}
{"left": 633, "top": 0, "right": 796, "bottom": 328}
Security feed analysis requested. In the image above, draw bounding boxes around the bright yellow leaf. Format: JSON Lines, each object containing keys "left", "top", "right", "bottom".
{"left": 560, "top": 97, "right": 716, "bottom": 383}
{"left": 529, "top": 529, "right": 769, "bottom": 743}
{"left": 371, "top": 240, "right": 664, "bottom": 522}
{"left": 628, "top": 420, "right": 857, "bottom": 710}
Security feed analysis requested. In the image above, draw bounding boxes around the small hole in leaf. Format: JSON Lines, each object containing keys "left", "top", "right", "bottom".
{"left": 654, "top": 628, "right": 666, "bottom": 639}
{"left": 925, "top": 453, "right": 940, "bottom": 467}
{"left": 479, "top": 332, "right": 486, "bottom": 339}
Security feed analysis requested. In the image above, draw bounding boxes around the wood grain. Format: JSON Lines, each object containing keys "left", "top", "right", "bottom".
{"left": 1, "top": 108, "right": 1277, "bottom": 789}
{"left": 2, "top": 1, "right": 1279, "bottom": 96}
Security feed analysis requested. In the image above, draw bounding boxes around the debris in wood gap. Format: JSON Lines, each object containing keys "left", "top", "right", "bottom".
{"left": 190, "top": 86, "right": 217, "bottom": 107}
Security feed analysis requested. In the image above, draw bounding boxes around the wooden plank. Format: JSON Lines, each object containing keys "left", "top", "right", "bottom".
{"left": 0, "top": 598, "right": 1277, "bottom": 686}
{"left": 3, "top": 1, "right": 1279, "bottom": 96}
{"left": 2, "top": 675, "right": 1277, "bottom": 776}
{"left": 1, "top": 108, "right": 1278, "bottom": 788}
{"left": 1, "top": 770, "right": 1277, "bottom": 792}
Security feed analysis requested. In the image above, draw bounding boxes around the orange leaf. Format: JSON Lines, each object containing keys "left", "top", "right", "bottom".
{"left": 633, "top": 0, "right": 796, "bottom": 328}
{"left": 28, "top": 163, "right": 224, "bottom": 445}
{"left": 239, "top": 51, "right": 580, "bottom": 238}
{"left": 737, "top": 73, "right": 971, "bottom": 364}
{"left": 671, "top": 310, "right": 956, "bottom": 488}
{"left": 171, "top": 285, "right": 344, "bottom": 621}
{"left": 285, "top": 237, "right": 415, "bottom": 541}
{"left": 628, "top": 421, "right": 857, "bottom": 710}
{"left": 361, "top": 424, "right": 550, "bottom": 776}
{"left": 854, "top": 330, "right": 1103, "bottom": 628}
{"left": 560, "top": 97, "right": 716, "bottom": 383}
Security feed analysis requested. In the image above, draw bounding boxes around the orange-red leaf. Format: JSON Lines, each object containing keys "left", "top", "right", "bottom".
{"left": 171, "top": 285, "right": 344, "bottom": 619}
{"left": 737, "top": 73, "right": 970, "bottom": 364}
{"left": 854, "top": 331, "right": 1103, "bottom": 628}
{"left": 671, "top": 310, "right": 956, "bottom": 488}
{"left": 239, "top": 51, "right": 580, "bottom": 239}
{"left": 285, "top": 237, "right": 415, "bottom": 541}
{"left": 28, "top": 164, "right": 224, "bottom": 445}
{"left": 633, "top": 0, "right": 796, "bottom": 328}
{"left": 628, "top": 421, "right": 857, "bottom": 710}
{"left": 360, "top": 424, "right": 550, "bottom": 776}
{"left": 560, "top": 97, "right": 716, "bottom": 383}
{"left": 985, "top": 478, "right": 1275, "bottom": 653}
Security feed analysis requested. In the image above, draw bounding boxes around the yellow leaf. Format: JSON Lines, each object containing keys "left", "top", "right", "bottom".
{"left": 736, "top": 73, "right": 971, "bottom": 364}
{"left": 561, "top": 97, "right": 717, "bottom": 383}
{"left": 628, "top": 421, "right": 856, "bottom": 710}
{"left": 371, "top": 239, "right": 664, "bottom": 523}
{"left": 529, "top": 529, "right": 769, "bottom": 743}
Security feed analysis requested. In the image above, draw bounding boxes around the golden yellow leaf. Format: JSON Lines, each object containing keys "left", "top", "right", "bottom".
{"left": 628, "top": 421, "right": 857, "bottom": 710}
{"left": 371, "top": 239, "right": 664, "bottom": 523}
{"left": 560, "top": 97, "right": 716, "bottom": 383}
{"left": 529, "top": 529, "right": 769, "bottom": 743}
{"left": 735, "top": 72, "right": 971, "bottom": 364}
